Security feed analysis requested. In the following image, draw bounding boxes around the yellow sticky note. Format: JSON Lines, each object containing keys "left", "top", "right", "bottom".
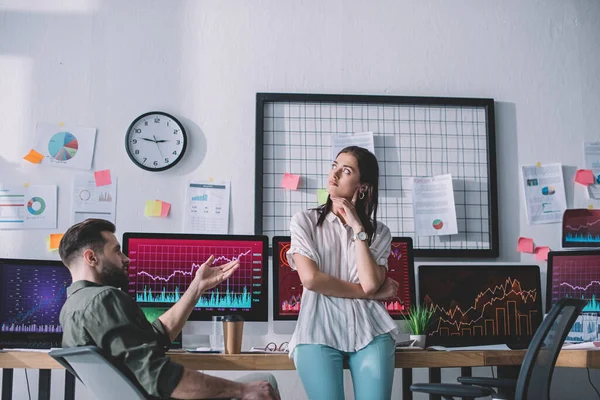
{"left": 209, "top": 177, "right": 214, "bottom": 183}
{"left": 589, "top": 205, "right": 595, "bottom": 210}
{"left": 152, "top": 200, "right": 162, "bottom": 217}
{"left": 536, "top": 161, "right": 541, "bottom": 168}
{"left": 317, "top": 189, "right": 328, "bottom": 205}
{"left": 144, "top": 200, "right": 155, "bottom": 217}
{"left": 59, "top": 121, "right": 65, "bottom": 127}
{"left": 24, "top": 182, "right": 30, "bottom": 188}
{"left": 23, "top": 149, "right": 44, "bottom": 164}
{"left": 49, "top": 233, "right": 64, "bottom": 250}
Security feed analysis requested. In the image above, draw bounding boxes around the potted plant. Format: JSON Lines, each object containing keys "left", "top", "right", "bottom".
{"left": 404, "top": 306, "right": 434, "bottom": 348}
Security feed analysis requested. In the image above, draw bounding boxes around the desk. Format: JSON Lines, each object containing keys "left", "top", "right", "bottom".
{"left": 1, "top": 350, "right": 599, "bottom": 400}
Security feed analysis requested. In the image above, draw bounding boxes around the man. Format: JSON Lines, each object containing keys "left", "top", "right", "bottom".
{"left": 58, "top": 219, "right": 279, "bottom": 400}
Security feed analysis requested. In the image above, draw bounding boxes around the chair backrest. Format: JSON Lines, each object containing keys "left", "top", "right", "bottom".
{"left": 515, "top": 297, "right": 587, "bottom": 400}
{"left": 49, "top": 346, "right": 150, "bottom": 400}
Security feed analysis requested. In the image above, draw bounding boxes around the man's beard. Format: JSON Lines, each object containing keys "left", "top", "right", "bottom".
{"left": 98, "top": 259, "right": 129, "bottom": 291}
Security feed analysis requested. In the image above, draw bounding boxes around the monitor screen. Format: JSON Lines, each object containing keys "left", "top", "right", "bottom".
{"left": 123, "top": 233, "right": 268, "bottom": 321}
{"left": 547, "top": 250, "right": 600, "bottom": 313}
{"left": 272, "top": 236, "right": 416, "bottom": 320}
{"left": 0, "top": 259, "right": 71, "bottom": 348}
{"left": 419, "top": 265, "right": 543, "bottom": 348}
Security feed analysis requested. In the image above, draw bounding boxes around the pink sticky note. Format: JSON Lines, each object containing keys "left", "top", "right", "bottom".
{"left": 575, "top": 169, "right": 596, "bottom": 186}
{"left": 517, "top": 237, "right": 534, "bottom": 253}
{"left": 282, "top": 173, "right": 300, "bottom": 190}
{"left": 534, "top": 246, "right": 551, "bottom": 261}
{"left": 160, "top": 201, "right": 171, "bottom": 217}
{"left": 94, "top": 170, "right": 112, "bottom": 187}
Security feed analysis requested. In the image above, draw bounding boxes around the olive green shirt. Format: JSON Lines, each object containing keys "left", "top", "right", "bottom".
{"left": 59, "top": 280, "right": 184, "bottom": 399}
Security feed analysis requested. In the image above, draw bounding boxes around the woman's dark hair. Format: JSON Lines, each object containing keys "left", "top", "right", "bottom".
{"left": 315, "top": 146, "right": 380, "bottom": 244}
{"left": 58, "top": 218, "right": 116, "bottom": 267}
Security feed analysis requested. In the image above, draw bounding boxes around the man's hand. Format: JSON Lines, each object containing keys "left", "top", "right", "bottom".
{"left": 369, "top": 277, "right": 399, "bottom": 300}
{"left": 194, "top": 255, "right": 240, "bottom": 293}
{"left": 241, "top": 380, "right": 280, "bottom": 400}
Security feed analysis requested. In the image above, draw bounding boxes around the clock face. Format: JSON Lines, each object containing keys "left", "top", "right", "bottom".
{"left": 125, "top": 111, "right": 187, "bottom": 171}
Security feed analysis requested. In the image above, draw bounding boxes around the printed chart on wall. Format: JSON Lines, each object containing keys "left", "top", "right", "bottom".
{"left": 521, "top": 163, "right": 567, "bottom": 225}
{"left": 0, "top": 185, "right": 57, "bottom": 229}
{"left": 71, "top": 173, "right": 117, "bottom": 224}
{"left": 256, "top": 93, "right": 499, "bottom": 257}
{"left": 184, "top": 181, "right": 230, "bottom": 234}
{"left": 127, "top": 238, "right": 262, "bottom": 312}
{"left": 35, "top": 123, "right": 97, "bottom": 170}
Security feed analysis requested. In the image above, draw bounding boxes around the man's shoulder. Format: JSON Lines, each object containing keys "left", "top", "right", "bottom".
{"left": 64, "top": 284, "right": 131, "bottom": 313}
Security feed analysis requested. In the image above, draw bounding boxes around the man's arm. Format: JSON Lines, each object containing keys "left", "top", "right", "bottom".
{"left": 159, "top": 256, "right": 240, "bottom": 341}
{"left": 171, "top": 368, "right": 277, "bottom": 400}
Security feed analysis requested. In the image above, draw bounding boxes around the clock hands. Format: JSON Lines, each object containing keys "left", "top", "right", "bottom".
{"left": 141, "top": 137, "right": 169, "bottom": 143}
{"left": 153, "top": 135, "right": 165, "bottom": 159}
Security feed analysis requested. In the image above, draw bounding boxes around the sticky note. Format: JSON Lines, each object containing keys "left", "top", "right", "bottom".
{"left": 59, "top": 121, "right": 65, "bottom": 127}
{"left": 536, "top": 161, "right": 542, "bottom": 168}
{"left": 575, "top": 169, "right": 596, "bottom": 186}
{"left": 145, "top": 200, "right": 155, "bottom": 217}
{"left": 24, "top": 182, "right": 30, "bottom": 188}
{"left": 49, "top": 234, "right": 64, "bottom": 250}
{"left": 23, "top": 149, "right": 44, "bottom": 164}
{"left": 160, "top": 201, "right": 171, "bottom": 217}
{"left": 317, "top": 189, "right": 328, "bottom": 205}
{"left": 94, "top": 169, "right": 112, "bottom": 187}
{"left": 209, "top": 177, "right": 214, "bottom": 183}
{"left": 534, "top": 246, "right": 550, "bottom": 261}
{"left": 151, "top": 200, "right": 162, "bottom": 217}
{"left": 282, "top": 173, "right": 300, "bottom": 190}
{"left": 517, "top": 237, "right": 534, "bottom": 253}
{"left": 590, "top": 205, "right": 595, "bottom": 210}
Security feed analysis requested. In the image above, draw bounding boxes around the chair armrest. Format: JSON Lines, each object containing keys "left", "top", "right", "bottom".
{"left": 457, "top": 376, "right": 517, "bottom": 389}
{"left": 410, "top": 383, "right": 495, "bottom": 398}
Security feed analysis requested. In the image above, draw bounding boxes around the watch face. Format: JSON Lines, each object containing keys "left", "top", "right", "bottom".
{"left": 125, "top": 112, "right": 187, "bottom": 171}
{"left": 357, "top": 231, "right": 368, "bottom": 241}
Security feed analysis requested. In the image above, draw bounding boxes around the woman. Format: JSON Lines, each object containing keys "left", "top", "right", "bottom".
{"left": 287, "top": 146, "right": 400, "bottom": 400}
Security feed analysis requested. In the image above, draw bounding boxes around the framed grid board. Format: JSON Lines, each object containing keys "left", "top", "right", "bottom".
{"left": 255, "top": 93, "right": 498, "bottom": 258}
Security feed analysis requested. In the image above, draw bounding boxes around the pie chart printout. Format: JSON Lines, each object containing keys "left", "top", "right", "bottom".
{"left": 48, "top": 132, "right": 78, "bottom": 161}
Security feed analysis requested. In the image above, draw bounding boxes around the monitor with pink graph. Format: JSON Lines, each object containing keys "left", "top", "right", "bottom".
{"left": 272, "top": 236, "right": 415, "bottom": 320}
{"left": 122, "top": 233, "right": 268, "bottom": 321}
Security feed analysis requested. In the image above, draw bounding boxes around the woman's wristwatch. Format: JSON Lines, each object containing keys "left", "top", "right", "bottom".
{"left": 352, "top": 230, "right": 368, "bottom": 242}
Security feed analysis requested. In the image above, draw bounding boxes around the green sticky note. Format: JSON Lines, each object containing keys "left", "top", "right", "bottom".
{"left": 144, "top": 200, "right": 155, "bottom": 217}
{"left": 317, "top": 189, "right": 328, "bottom": 205}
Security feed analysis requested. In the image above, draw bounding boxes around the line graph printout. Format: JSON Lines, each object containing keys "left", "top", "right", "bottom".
{"left": 0, "top": 261, "right": 71, "bottom": 334}
{"left": 124, "top": 235, "right": 268, "bottom": 321}
{"left": 419, "top": 265, "right": 542, "bottom": 347}
{"left": 562, "top": 209, "right": 600, "bottom": 248}
{"left": 548, "top": 251, "right": 600, "bottom": 313}
{"left": 272, "top": 236, "right": 415, "bottom": 320}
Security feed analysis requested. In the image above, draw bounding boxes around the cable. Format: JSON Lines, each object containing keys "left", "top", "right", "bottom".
{"left": 24, "top": 369, "right": 31, "bottom": 400}
{"left": 587, "top": 368, "right": 600, "bottom": 398}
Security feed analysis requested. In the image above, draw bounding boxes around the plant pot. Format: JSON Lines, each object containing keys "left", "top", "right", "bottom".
{"left": 409, "top": 334, "right": 426, "bottom": 348}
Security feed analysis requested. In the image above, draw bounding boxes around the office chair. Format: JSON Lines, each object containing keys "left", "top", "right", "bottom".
{"left": 410, "top": 298, "right": 587, "bottom": 400}
{"left": 49, "top": 346, "right": 151, "bottom": 400}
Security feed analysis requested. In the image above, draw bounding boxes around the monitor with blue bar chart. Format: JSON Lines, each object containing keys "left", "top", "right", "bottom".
{"left": 123, "top": 233, "right": 268, "bottom": 321}
{"left": 272, "top": 236, "right": 416, "bottom": 320}
{"left": 419, "top": 265, "right": 543, "bottom": 348}
{"left": 0, "top": 259, "right": 71, "bottom": 349}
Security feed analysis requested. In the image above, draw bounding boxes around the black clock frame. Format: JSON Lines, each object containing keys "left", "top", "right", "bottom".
{"left": 125, "top": 111, "right": 188, "bottom": 172}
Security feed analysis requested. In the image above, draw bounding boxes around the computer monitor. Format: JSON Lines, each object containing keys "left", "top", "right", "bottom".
{"left": 0, "top": 259, "right": 71, "bottom": 349}
{"left": 547, "top": 250, "right": 600, "bottom": 314}
{"left": 272, "top": 236, "right": 416, "bottom": 320}
{"left": 418, "top": 265, "right": 543, "bottom": 348}
{"left": 122, "top": 233, "right": 268, "bottom": 322}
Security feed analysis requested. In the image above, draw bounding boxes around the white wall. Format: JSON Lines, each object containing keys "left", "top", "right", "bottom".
{"left": 1, "top": 0, "right": 600, "bottom": 398}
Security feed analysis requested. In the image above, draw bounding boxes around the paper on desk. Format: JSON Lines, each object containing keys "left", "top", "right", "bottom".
{"left": 427, "top": 344, "right": 511, "bottom": 351}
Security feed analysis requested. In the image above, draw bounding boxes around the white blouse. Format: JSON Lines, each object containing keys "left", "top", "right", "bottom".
{"left": 286, "top": 209, "right": 399, "bottom": 357}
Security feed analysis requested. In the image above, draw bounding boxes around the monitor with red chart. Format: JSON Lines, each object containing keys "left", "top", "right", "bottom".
{"left": 0, "top": 259, "right": 71, "bottom": 349}
{"left": 123, "top": 233, "right": 268, "bottom": 321}
{"left": 547, "top": 250, "right": 600, "bottom": 314}
{"left": 418, "top": 265, "right": 542, "bottom": 348}
{"left": 272, "top": 236, "right": 415, "bottom": 320}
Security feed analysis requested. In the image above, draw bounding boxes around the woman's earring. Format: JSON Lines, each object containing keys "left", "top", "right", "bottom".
{"left": 359, "top": 191, "right": 365, "bottom": 200}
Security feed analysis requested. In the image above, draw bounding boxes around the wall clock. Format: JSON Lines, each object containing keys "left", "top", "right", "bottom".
{"left": 125, "top": 111, "right": 187, "bottom": 171}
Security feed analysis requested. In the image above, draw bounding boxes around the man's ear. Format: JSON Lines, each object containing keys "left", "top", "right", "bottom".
{"left": 83, "top": 248, "right": 97, "bottom": 266}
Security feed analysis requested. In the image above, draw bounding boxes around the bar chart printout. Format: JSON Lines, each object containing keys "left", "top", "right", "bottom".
{"left": 419, "top": 265, "right": 542, "bottom": 347}
{"left": 125, "top": 237, "right": 266, "bottom": 320}
{"left": 0, "top": 262, "right": 71, "bottom": 334}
